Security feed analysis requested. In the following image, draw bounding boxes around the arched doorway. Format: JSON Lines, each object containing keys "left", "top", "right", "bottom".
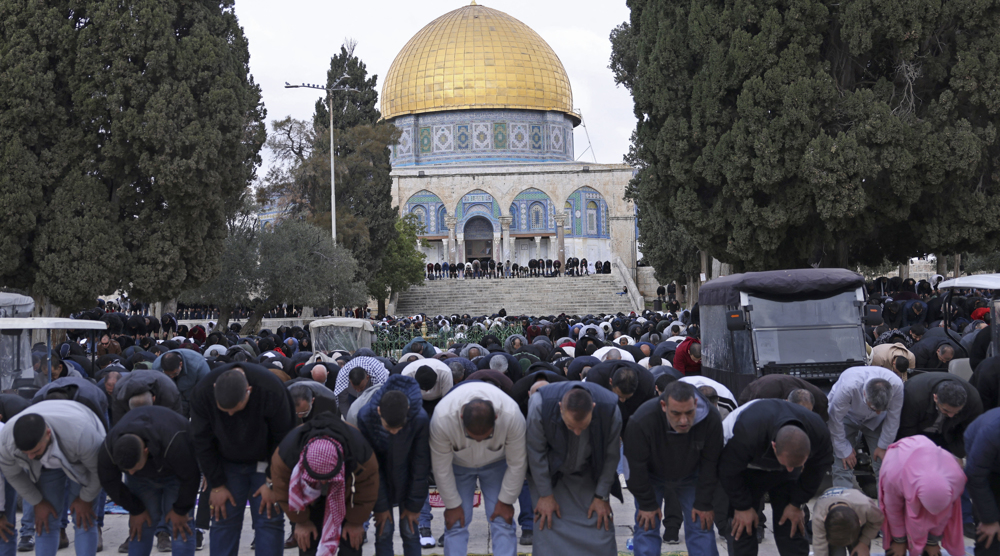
{"left": 463, "top": 216, "right": 494, "bottom": 264}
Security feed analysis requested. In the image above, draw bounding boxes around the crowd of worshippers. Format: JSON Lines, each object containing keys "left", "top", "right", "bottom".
{"left": 4, "top": 294, "right": 1000, "bottom": 556}
{"left": 425, "top": 257, "right": 614, "bottom": 279}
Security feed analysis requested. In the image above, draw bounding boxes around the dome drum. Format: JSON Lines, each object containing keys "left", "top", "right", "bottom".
{"left": 390, "top": 108, "right": 575, "bottom": 167}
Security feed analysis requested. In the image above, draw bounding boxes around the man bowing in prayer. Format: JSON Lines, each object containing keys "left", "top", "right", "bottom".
{"left": 526, "top": 381, "right": 622, "bottom": 554}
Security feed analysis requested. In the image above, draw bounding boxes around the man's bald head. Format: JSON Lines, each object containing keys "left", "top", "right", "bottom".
{"left": 311, "top": 364, "right": 328, "bottom": 383}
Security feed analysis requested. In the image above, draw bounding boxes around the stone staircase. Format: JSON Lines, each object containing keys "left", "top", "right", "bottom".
{"left": 394, "top": 274, "right": 637, "bottom": 316}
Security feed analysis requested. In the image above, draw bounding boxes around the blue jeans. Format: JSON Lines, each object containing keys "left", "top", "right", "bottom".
{"left": 18, "top": 494, "right": 32, "bottom": 538}
{"left": 517, "top": 481, "right": 532, "bottom": 532}
{"left": 209, "top": 462, "right": 283, "bottom": 556}
{"left": 374, "top": 506, "right": 421, "bottom": 556}
{"left": 443, "top": 459, "right": 517, "bottom": 556}
{"left": 633, "top": 474, "right": 718, "bottom": 556}
{"left": 0, "top": 481, "right": 16, "bottom": 556}
{"left": 125, "top": 475, "right": 195, "bottom": 556}
{"left": 35, "top": 468, "right": 99, "bottom": 556}
{"left": 419, "top": 495, "right": 433, "bottom": 530}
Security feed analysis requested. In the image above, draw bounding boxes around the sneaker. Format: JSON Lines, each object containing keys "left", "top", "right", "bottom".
{"left": 97, "top": 528, "right": 104, "bottom": 552}
{"left": 519, "top": 530, "right": 533, "bottom": 546}
{"left": 118, "top": 539, "right": 130, "bottom": 554}
{"left": 59, "top": 529, "right": 69, "bottom": 549}
{"left": 16, "top": 536, "right": 33, "bottom": 553}
{"left": 196, "top": 530, "right": 204, "bottom": 551}
{"left": 156, "top": 531, "right": 171, "bottom": 552}
{"left": 419, "top": 528, "right": 435, "bottom": 549}
{"left": 663, "top": 529, "right": 680, "bottom": 544}
{"left": 437, "top": 533, "right": 444, "bottom": 547}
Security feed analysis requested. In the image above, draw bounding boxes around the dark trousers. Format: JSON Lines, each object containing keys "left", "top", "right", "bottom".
{"left": 662, "top": 494, "right": 682, "bottom": 534}
{"left": 724, "top": 471, "right": 809, "bottom": 556}
{"left": 301, "top": 496, "right": 362, "bottom": 556}
{"left": 973, "top": 473, "right": 1000, "bottom": 556}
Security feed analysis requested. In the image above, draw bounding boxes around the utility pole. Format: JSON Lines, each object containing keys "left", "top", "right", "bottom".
{"left": 284, "top": 79, "right": 360, "bottom": 243}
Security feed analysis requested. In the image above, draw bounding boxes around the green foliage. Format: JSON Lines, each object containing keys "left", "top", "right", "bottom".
{"left": 963, "top": 252, "right": 1000, "bottom": 275}
{"left": 190, "top": 217, "right": 367, "bottom": 333}
{"left": 0, "top": 0, "right": 265, "bottom": 310}
{"left": 613, "top": 0, "right": 1000, "bottom": 271}
{"left": 259, "top": 42, "right": 399, "bottom": 294}
{"left": 367, "top": 215, "right": 429, "bottom": 315}
{"left": 635, "top": 188, "right": 701, "bottom": 284}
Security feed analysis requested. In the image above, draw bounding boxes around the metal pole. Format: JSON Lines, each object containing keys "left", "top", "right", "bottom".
{"left": 330, "top": 94, "right": 337, "bottom": 243}
{"left": 46, "top": 329, "right": 52, "bottom": 383}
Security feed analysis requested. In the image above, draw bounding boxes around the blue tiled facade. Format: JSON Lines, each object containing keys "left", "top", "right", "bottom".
{"left": 389, "top": 109, "right": 575, "bottom": 166}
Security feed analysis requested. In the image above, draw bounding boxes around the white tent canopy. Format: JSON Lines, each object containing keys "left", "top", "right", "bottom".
{"left": 937, "top": 274, "right": 1000, "bottom": 291}
{"left": 0, "top": 318, "right": 107, "bottom": 330}
{"left": 309, "top": 318, "right": 375, "bottom": 353}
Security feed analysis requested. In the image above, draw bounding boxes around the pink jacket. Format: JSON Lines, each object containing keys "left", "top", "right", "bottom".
{"left": 878, "top": 436, "right": 966, "bottom": 556}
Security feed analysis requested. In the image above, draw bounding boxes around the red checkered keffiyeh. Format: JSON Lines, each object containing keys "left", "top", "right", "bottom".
{"left": 288, "top": 438, "right": 347, "bottom": 556}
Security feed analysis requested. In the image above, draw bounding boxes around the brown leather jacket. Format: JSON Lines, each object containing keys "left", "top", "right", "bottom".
{"left": 270, "top": 432, "right": 379, "bottom": 526}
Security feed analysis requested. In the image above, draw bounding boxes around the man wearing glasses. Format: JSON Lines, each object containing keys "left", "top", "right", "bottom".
{"left": 429, "top": 381, "right": 526, "bottom": 556}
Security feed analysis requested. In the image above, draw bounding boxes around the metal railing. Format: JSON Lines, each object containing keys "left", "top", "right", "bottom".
{"left": 373, "top": 323, "right": 525, "bottom": 359}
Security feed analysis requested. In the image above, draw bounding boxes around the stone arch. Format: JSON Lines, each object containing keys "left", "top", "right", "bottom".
{"left": 456, "top": 189, "right": 501, "bottom": 230}
{"left": 405, "top": 190, "right": 445, "bottom": 236}
{"left": 563, "top": 186, "right": 610, "bottom": 238}
{"left": 510, "top": 188, "right": 556, "bottom": 233}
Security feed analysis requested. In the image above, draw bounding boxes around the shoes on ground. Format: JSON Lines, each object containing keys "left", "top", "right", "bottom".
{"left": 519, "top": 530, "right": 533, "bottom": 546}
{"left": 97, "top": 527, "right": 104, "bottom": 552}
{"left": 118, "top": 539, "right": 130, "bottom": 554}
{"left": 437, "top": 533, "right": 445, "bottom": 547}
{"left": 196, "top": 529, "right": 204, "bottom": 551}
{"left": 419, "top": 528, "right": 435, "bottom": 549}
{"left": 284, "top": 529, "right": 297, "bottom": 549}
{"left": 663, "top": 529, "right": 680, "bottom": 544}
{"left": 59, "top": 529, "right": 69, "bottom": 550}
{"left": 156, "top": 531, "right": 171, "bottom": 552}
{"left": 16, "top": 536, "right": 33, "bottom": 553}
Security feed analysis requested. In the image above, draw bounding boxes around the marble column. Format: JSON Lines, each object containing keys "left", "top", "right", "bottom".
{"left": 493, "top": 232, "right": 502, "bottom": 265}
{"left": 445, "top": 216, "right": 458, "bottom": 266}
{"left": 554, "top": 214, "right": 566, "bottom": 264}
{"left": 498, "top": 217, "right": 513, "bottom": 262}
{"left": 534, "top": 236, "right": 542, "bottom": 260}
{"left": 456, "top": 233, "right": 465, "bottom": 265}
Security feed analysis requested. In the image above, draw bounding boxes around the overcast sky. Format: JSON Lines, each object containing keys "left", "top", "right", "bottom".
{"left": 233, "top": 0, "right": 636, "bottom": 178}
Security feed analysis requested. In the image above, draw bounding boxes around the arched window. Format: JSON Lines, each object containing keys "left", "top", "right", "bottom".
{"left": 530, "top": 203, "right": 544, "bottom": 230}
{"left": 438, "top": 206, "right": 448, "bottom": 232}
{"left": 564, "top": 201, "right": 573, "bottom": 230}
{"left": 411, "top": 206, "right": 426, "bottom": 230}
{"left": 586, "top": 201, "right": 598, "bottom": 235}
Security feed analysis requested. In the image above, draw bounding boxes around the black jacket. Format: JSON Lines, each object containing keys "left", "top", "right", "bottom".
{"left": 738, "top": 374, "right": 830, "bottom": 421}
{"left": 972, "top": 356, "right": 1000, "bottom": 411}
{"left": 110, "top": 369, "right": 183, "bottom": 425}
{"left": 897, "top": 372, "right": 983, "bottom": 457}
{"left": 97, "top": 406, "right": 200, "bottom": 515}
{"left": 587, "top": 360, "right": 656, "bottom": 433}
{"left": 357, "top": 375, "right": 430, "bottom": 513}
{"left": 624, "top": 392, "right": 722, "bottom": 511}
{"left": 0, "top": 395, "right": 30, "bottom": 423}
{"left": 964, "top": 408, "right": 1000, "bottom": 524}
{"left": 718, "top": 399, "right": 833, "bottom": 511}
{"left": 190, "top": 362, "right": 296, "bottom": 488}
{"left": 910, "top": 337, "right": 958, "bottom": 369}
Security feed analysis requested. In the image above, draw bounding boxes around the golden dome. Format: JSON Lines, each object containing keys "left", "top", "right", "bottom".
{"left": 381, "top": 3, "right": 578, "bottom": 123}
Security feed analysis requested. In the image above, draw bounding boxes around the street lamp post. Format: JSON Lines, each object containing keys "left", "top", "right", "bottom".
{"left": 284, "top": 80, "right": 360, "bottom": 243}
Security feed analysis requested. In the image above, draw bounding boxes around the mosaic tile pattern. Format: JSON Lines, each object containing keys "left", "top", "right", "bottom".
{"left": 433, "top": 125, "right": 453, "bottom": 152}
{"left": 419, "top": 127, "right": 432, "bottom": 154}
{"left": 510, "top": 123, "right": 529, "bottom": 150}
{"left": 493, "top": 123, "right": 508, "bottom": 150}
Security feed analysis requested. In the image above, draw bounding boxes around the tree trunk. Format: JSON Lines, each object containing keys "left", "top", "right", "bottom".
{"left": 377, "top": 297, "right": 386, "bottom": 318}
{"left": 954, "top": 254, "right": 961, "bottom": 279}
{"left": 241, "top": 302, "right": 273, "bottom": 335}
{"left": 898, "top": 264, "right": 910, "bottom": 281}
{"left": 937, "top": 255, "right": 948, "bottom": 276}
{"left": 30, "top": 293, "right": 65, "bottom": 347}
{"left": 213, "top": 305, "right": 233, "bottom": 334}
